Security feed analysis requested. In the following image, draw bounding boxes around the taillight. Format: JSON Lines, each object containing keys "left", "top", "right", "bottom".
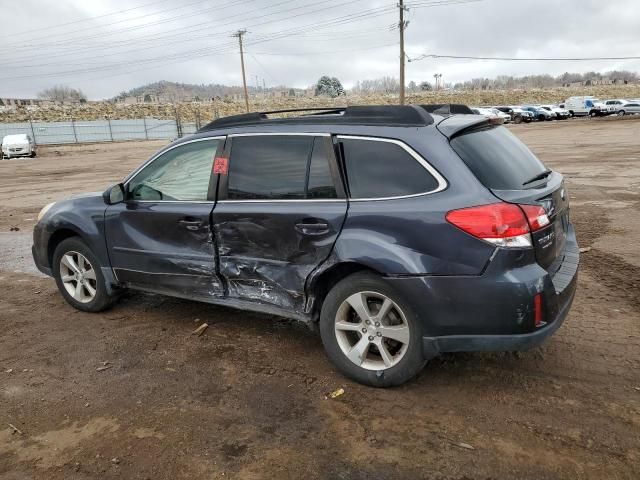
{"left": 446, "top": 203, "right": 551, "bottom": 248}
{"left": 446, "top": 203, "right": 532, "bottom": 248}
{"left": 520, "top": 205, "right": 550, "bottom": 231}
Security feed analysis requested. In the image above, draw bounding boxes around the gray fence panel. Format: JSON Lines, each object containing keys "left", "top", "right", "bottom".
{"left": 182, "top": 122, "right": 198, "bottom": 135}
{"left": 0, "top": 122, "right": 31, "bottom": 140}
{"left": 32, "top": 121, "right": 77, "bottom": 144}
{"left": 144, "top": 119, "right": 179, "bottom": 140}
{"left": 110, "top": 119, "right": 148, "bottom": 141}
{"left": 73, "top": 120, "right": 112, "bottom": 143}
{"left": 0, "top": 118, "right": 183, "bottom": 145}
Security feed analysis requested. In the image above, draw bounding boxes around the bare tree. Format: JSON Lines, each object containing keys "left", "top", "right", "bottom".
{"left": 38, "top": 85, "right": 86, "bottom": 103}
{"left": 351, "top": 77, "right": 400, "bottom": 94}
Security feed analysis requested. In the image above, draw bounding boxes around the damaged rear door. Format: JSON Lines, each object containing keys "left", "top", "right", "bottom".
{"left": 105, "top": 137, "right": 224, "bottom": 297}
{"left": 213, "top": 133, "right": 347, "bottom": 312}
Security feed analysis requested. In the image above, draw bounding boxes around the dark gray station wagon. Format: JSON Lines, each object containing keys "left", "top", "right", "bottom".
{"left": 32, "top": 106, "right": 579, "bottom": 387}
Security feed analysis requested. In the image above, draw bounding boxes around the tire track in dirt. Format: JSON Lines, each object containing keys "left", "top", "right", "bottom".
{"left": 572, "top": 205, "right": 640, "bottom": 310}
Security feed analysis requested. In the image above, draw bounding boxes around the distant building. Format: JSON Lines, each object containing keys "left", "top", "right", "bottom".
{"left": 0, "top": 97, "right": 50, "bottom": 107}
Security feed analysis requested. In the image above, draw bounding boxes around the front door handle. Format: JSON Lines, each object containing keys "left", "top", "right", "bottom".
{"left": 295, "top": 220, "right": 330, "bottom": 236}
{"left": 178, "top": 218, "right": 203, "bottom": 231}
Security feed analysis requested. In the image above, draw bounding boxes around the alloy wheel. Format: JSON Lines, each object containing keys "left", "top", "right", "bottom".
{"left": 334, "top": 291, "right": 410, "bottom": 371}
{"left": 59, "top": 251, "right": 97, "bottom": 303}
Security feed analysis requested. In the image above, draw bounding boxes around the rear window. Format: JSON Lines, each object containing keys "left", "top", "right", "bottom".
{"left": 340, "top": 138, "right": 440, "bottom": 199}
{"left": 450, "top": 126, "right": 547, "bottom": 190}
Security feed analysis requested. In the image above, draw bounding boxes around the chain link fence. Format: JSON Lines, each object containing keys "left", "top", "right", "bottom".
{"left": 0, "top": 111, "right": 208, "bottom": 146}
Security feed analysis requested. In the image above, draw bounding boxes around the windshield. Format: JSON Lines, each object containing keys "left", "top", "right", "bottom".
{"left": 450, "top": 125, "right": 548, "bottom": 190}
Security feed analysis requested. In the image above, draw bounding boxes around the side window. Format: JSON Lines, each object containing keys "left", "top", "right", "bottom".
{"left": 128, "top": 139, "right": 220, "bottom": 201}
{"left": 227, "top": 135, "right": 338, "bottom": 200}
{"left": 228, "top": 136, "right": 310, "bottom": 199}
{"left": 307, "top": 138, "right": 338, "bottom": 199}
{"left": 340, "top": 138, "right": 440, "bottom": 199}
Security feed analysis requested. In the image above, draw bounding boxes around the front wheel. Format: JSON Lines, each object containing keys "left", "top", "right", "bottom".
{"left": 319, "top": 272, "right": 426, "bottom": 387}
{"left": 618, "top": 110, "right": 626, "bottom": 116}
{"left": 53, "top": 237, "right": 117, "bottom": 312}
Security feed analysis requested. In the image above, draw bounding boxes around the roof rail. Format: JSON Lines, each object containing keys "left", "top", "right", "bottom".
{"left": 198, "top": 105, "right": 434, "bottom": 132}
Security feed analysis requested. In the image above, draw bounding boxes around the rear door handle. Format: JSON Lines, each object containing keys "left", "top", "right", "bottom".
{"left": 178, "top": 218, "right": 203, "bottom": 231}
{"left": 295, "top": 221, "right": 330, "bottom": 236}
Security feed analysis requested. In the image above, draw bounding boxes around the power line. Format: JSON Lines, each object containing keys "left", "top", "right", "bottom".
{"left": 408, "top": 53, "right": 640, "bottom": 62}
{"left": 0, "top": 0, "right": 256, "bottom": 52}
{"left": 1, "top": 0, "right": 176, "bottom": 38}
{"left": 0, "top": 0, "right": 359, "bottom": 64}
{"left": 0, "top": 0, "right": 490, "bottom": 84}
{"left": 0, "top": 1, "right": 389, "bottom": 75}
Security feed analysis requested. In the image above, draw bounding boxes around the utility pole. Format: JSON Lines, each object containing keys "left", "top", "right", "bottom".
{"left": 233, "top": 29, "right": 250, "bottom": 112}
{"left": 398, "top": 1, "right": 409, "bottom": 105}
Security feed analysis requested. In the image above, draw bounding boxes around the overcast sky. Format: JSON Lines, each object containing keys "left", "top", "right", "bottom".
{"left": 1, "top": 0, "right": 639, "bottom": 99}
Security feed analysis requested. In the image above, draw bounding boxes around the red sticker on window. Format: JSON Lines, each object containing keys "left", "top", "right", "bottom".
{"left": 213, "top": 157, "right": 229, "bottom": 175}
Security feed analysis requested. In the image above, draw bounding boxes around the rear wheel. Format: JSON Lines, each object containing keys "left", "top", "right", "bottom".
{"left": 53, "top": 237, "right": 116, "bottom": 312}
{"left": 513, "top": 115, "right": 523, "bottom": 124}
{"left": 538, "top": 114, "right": 545, "bottom": 121}
{"left": 319, "top": 272, "right": 425, "bottom": 387}
{"left": 618, "top": 110, "right": 626, "bottom": 116}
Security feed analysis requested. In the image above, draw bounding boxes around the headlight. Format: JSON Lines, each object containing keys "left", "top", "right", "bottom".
{"left": 37, "top": 202, "right": 55, "bottom": 222}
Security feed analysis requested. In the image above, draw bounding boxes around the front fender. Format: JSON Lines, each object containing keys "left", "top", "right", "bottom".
{"left": 34, "top": 195, "right": 112, "bottom": 281}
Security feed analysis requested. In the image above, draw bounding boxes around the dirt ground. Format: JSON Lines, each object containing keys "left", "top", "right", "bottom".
{"left": 1, "top": 118, "right": 639, "bottom": 479}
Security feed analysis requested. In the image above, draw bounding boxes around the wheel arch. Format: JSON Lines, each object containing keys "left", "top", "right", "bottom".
{"left": 47, "top": 227, "right": 85, "bottom": 268}
{"left": 306, "top": 261, "right": 383, "bottom": 321}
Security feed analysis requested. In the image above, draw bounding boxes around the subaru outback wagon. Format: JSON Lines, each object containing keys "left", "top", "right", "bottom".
{"left": 32, "top": 105, "right": 579, "bottom": 387}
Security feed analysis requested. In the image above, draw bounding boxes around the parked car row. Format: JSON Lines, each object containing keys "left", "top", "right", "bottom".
{"left": 560, "top": 96, "right": 640, "bottom": 117}
{"left": 471, "top": 96, "right": 640, "bottom": 124}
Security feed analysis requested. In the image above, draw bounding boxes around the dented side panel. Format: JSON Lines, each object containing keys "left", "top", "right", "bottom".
{"left": 104, "top": 201, "right": 223, "bottom": 296}
{"left": 213, "top": 201, "right": 348, "bottom": 311}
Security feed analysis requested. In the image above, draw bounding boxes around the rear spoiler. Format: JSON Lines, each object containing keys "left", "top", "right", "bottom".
{"left": 436, "top": 114, "right": 503, "bottom": 139}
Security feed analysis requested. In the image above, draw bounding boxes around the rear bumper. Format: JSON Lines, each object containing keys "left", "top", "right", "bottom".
{"left": 421, "top": 269, "right": 576, "bottom": 357}
{"left": 385, "top": 226, "right": 579, "bottom": 359}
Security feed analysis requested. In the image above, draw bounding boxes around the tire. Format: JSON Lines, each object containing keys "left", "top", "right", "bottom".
{"left": 514, "top": 115, "right": 523, "bottom": 124}
{"left": 538, "top": 114, "right": 545, "bottom": 122}
{"left": 319, "top": 272, "right": 426, "bottom": 387}
{"left": 618, "top": 110, "right": 626, "bottom": 116}
{"left": 569, "top": 111, "right": 574, "bottom": 117}
{"left": 52, "top": 237, "right": 116, "bottom": 312}
{"left": 30, "top": 150, "right": 36, "bottom": 158}
{"left": 589, "top": 110, "right": 597, "bottom": 118}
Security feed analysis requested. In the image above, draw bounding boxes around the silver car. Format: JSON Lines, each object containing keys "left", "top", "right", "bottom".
{"left": 617, "top": 102, "right": 640, "bottom": 115}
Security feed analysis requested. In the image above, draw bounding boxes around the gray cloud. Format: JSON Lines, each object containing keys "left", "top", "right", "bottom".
{"left": 1, "top": 0, "right": 639, "bottom": 99}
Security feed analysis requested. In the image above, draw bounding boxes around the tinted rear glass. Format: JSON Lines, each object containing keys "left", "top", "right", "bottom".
{"left": 228, "top": 136, "right": 312, "bottom": 200}
{"left": 450, "top": 126, "right": 547, "bottom": 190}
{"left": 341, "top": 138, "right": 439, "bottom": 199}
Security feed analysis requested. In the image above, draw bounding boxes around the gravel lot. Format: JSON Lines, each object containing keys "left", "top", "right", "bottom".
{"left": 1, "top": 118, "right": 639, "bottom": 479}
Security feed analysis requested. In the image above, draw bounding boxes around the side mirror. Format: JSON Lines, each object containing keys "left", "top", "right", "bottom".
{"left": 103, "top": 183, "right": 125, "bottom": 205}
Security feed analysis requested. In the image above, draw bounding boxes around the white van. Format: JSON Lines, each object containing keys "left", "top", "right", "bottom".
{"left": 564, "top": 96, "right": 613, "bottom": 117}
{"left": 1, "top": 134, "right": 36, "bottom": 159}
